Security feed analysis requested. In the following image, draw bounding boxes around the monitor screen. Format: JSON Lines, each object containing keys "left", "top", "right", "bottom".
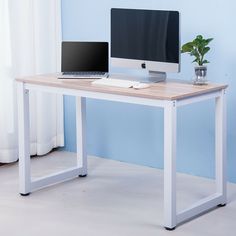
{"left": 61, "top": 42, "right": 108, "bottom": 72}
{"left": 111, "top": 8, "right": 179, "bottom": 64}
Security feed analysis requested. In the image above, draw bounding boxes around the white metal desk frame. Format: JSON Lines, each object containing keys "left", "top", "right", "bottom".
{"left": 17, "top": 82, "right": 227, "bottom": 230}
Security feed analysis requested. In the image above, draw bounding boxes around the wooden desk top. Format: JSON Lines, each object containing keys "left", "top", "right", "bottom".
{"left": 16, "top": 74, "right": 227, "bottom": 101}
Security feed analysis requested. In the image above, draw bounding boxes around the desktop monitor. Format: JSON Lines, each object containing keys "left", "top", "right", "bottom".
{"left": 111, "top": 8, "right": 180, "bottom": 82}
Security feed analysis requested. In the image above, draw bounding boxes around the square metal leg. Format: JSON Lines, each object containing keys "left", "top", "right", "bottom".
{"left": 215, "top": 89, "right": 227, "bottom": 204}
{"left": 164, "top": 101, "right": 177, "bottom": 229}
{"left": 17, "top": 82, "right": 31, "bottom": 195}
{"left": 76, "top": 97, "right": 88, "bottom": 177}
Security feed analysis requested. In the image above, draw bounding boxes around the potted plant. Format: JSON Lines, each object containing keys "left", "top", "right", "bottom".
{"left": 181, "top": 35, "right": 213, "bottom": 84}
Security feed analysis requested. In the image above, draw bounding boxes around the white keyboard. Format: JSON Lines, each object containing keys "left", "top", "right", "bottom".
{"left": 91, "top": 78, "right": 138, "bottom": 88}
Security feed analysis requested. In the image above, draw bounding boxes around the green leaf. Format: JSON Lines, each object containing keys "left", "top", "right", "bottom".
{"left": 190, "top": 48, "right": 200, "bottom": 58}
{"left": 192, "top": 38, "right": 199, "bottom": 47}
{"left": 202, "top": 60, "right": 210, "bottom": 64}
{"left": 205, "top": 38, "right": 213, "bottom": 44}
{"left": 196, "top": 35, "right": 203, "bottom": 40}
{"left": 192, "top": 58, "right": 198, "bottom": 64}
{"left": 181, "top": 42, "right": 194, "bottom": 53}
{"left": 202, "top": 47, "right": 210, "bottom": 56}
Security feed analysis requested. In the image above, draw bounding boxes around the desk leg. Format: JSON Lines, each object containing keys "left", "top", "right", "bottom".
{"left": 17, "top": 82, "right": 31, "bottom": 195}
{"left": 215, "top": 89, "right": 227, "bottom": 205}
{"left": 164, "top": 101, "right": 177, "bottom": 230}
{"left": 76, "top": 97, "right": 87, "bottom": 177}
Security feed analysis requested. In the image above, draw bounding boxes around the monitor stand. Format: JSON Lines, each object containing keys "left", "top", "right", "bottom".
{"left": 109, "top": 71, "right": 166, "bottom": 83}
{"left": 147, "top": 71, "right": 167, "bottom": 83}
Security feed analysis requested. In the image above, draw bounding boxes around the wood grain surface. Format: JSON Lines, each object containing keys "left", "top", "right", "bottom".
{"left": 16, "top": 74, "right": 227, "bottom": 100}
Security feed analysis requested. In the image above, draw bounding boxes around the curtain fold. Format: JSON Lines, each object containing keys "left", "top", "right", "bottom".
{"left": 0, "top": 0, "right": 64, "bottom": 163}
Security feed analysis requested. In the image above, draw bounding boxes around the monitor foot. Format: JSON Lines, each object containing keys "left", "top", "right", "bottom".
{"left": 165, "top": 227, "right": 176, "bottom": 231}
{"left": 79, "top": 174, "right": 87, "bottom": 178}
{"left": 20, "top": 193, "right": 30, "bottom": 196}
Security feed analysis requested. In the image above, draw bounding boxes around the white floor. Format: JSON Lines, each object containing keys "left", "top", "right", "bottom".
{"left": 0, "top": 151, "right": 236, "bottom": 236}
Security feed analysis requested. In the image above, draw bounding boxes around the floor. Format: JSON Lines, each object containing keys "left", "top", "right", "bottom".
{"left": 0, "top": 151, "right": 236, "bottom": 236}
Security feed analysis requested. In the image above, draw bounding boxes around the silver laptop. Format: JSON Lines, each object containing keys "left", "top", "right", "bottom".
{"left": 58, "top": 41, "right": 109, "bottom": 79}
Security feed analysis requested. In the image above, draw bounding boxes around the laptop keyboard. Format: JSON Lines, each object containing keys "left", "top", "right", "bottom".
{"left": 63, "top": 72, "right": 106, "bottom": 76}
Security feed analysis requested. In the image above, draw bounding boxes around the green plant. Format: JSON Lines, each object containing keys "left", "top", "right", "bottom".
{"left": 181, "top": 35, "right": 213, "bottom": 66}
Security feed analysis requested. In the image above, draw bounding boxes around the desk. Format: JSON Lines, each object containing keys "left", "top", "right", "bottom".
{"left": 16, "top": 74, "right": 227, "bottom": 230}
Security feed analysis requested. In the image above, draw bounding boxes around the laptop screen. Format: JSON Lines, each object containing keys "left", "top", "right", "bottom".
{"left": 61, "top": 42, "right": 108, "bottom": 72}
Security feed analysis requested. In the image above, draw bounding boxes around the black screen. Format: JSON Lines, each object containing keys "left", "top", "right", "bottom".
{"left": 111, "top": 9, "right": 179, "bottom": 63}
{"left": 61, "top": 42, "right": 108, "bottom": 72}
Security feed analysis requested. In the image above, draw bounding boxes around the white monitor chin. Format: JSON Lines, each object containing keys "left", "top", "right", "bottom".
{"left": 111, "top": 57, "right": 179, "bottom": 83}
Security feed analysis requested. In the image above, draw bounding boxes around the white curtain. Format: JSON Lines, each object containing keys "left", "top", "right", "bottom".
{"left": 0, "top": 0, "right": 64, "bottom": 163}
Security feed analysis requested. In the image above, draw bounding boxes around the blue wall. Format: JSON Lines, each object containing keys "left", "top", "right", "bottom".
{"left": 61, "top": 0, "right": 236, "bottom": 182}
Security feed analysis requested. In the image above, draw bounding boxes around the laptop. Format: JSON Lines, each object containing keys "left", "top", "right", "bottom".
{"left": 58, "top": 41, "right": 109, "bottom": 79}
